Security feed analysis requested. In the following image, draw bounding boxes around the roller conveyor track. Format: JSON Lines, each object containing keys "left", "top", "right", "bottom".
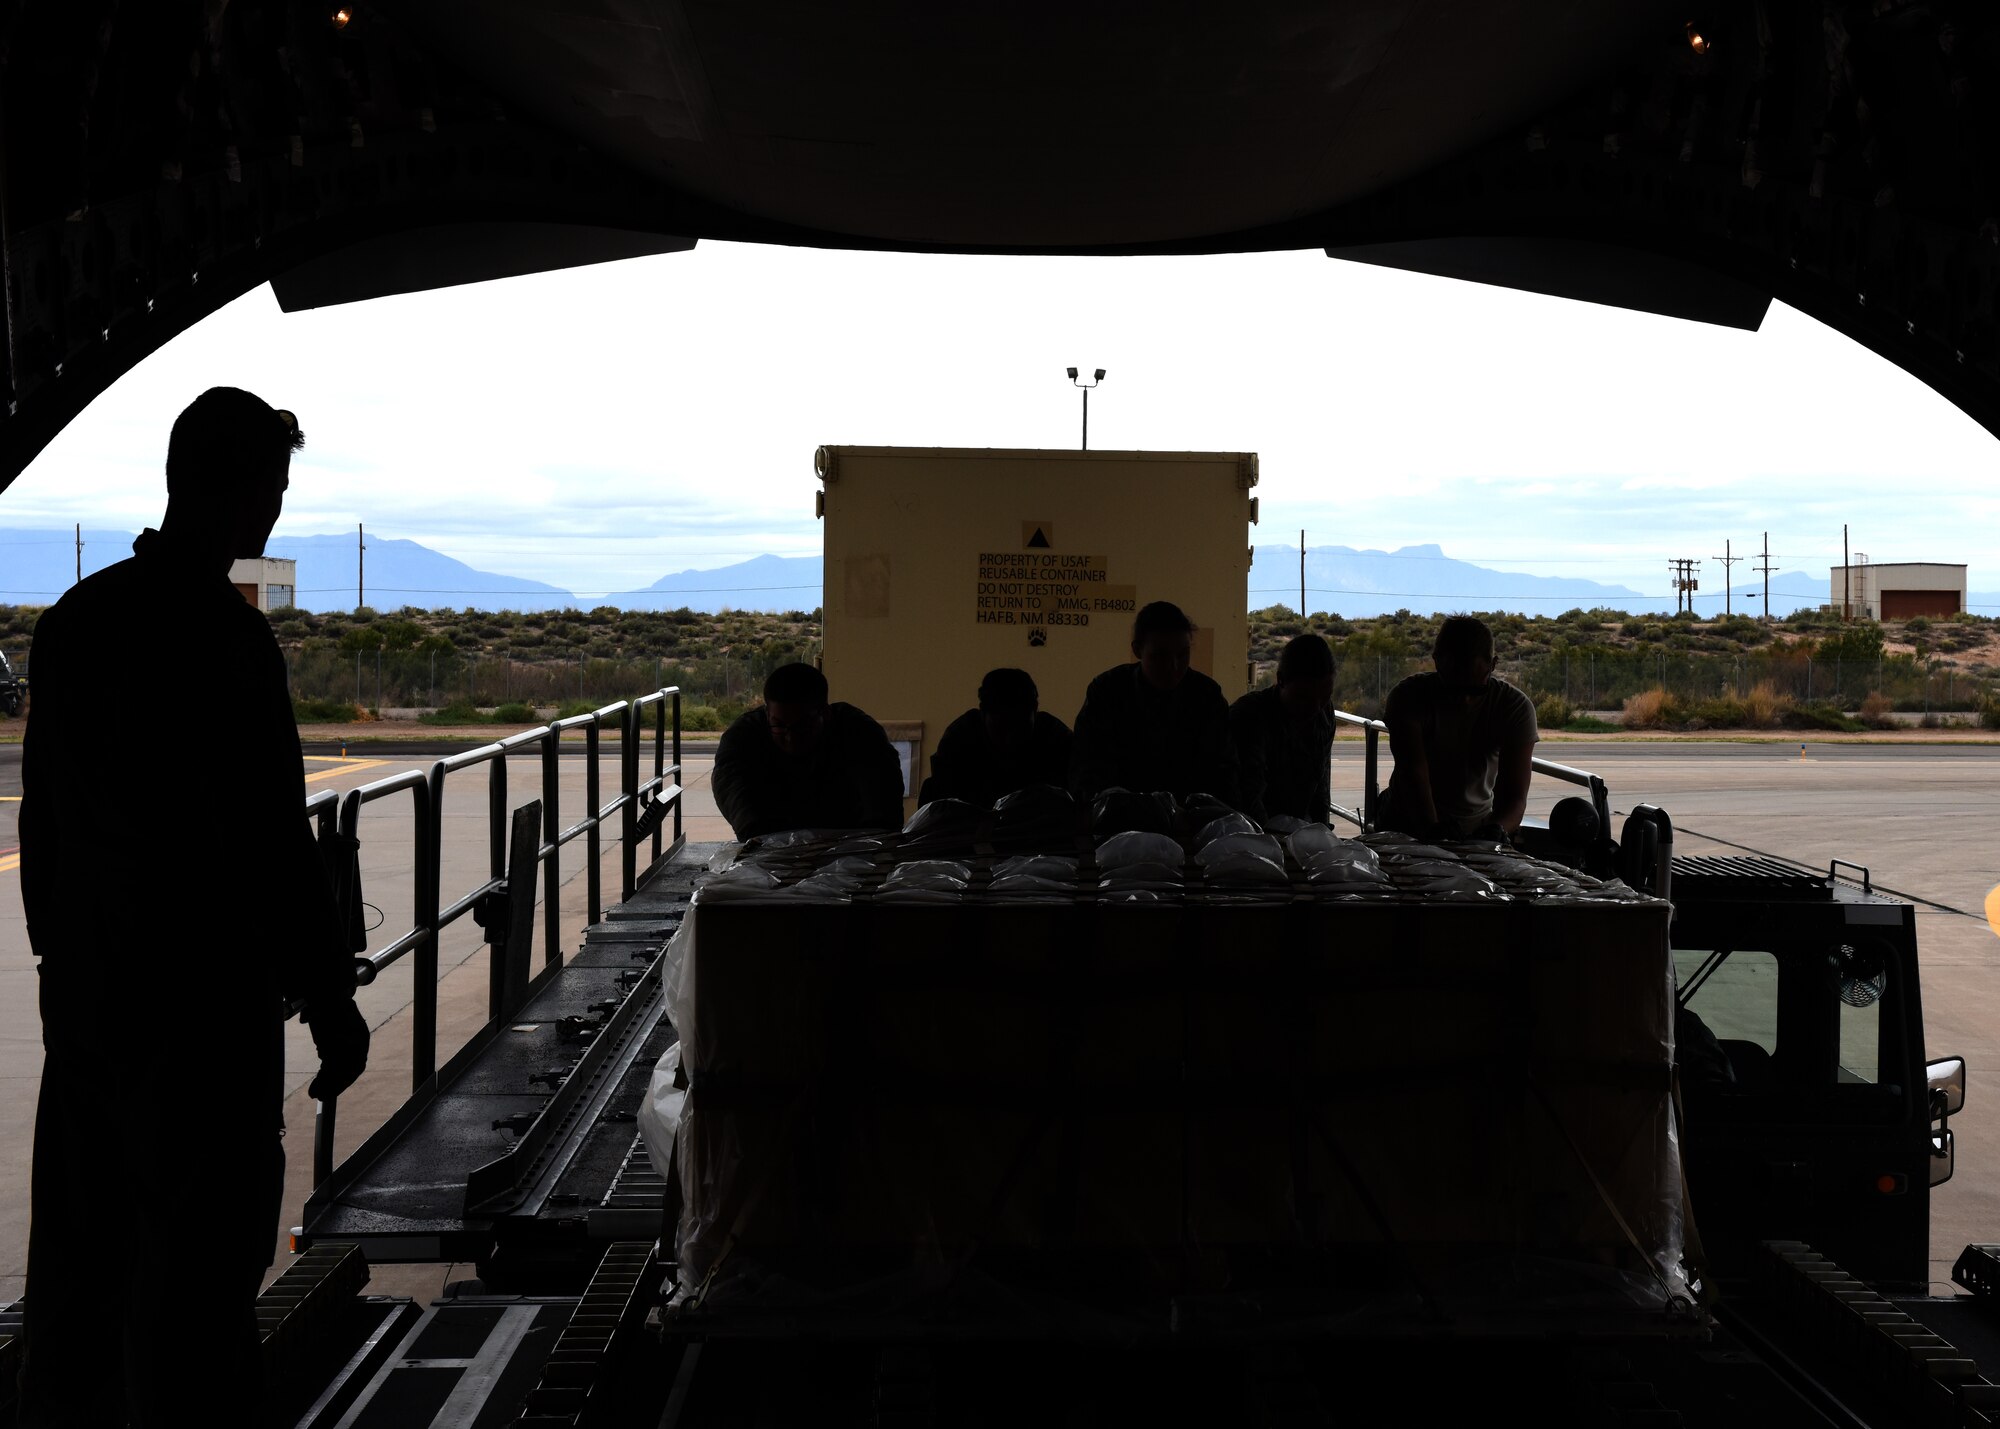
{"left": 296, "top": 846, "right": 718, "bottom": 1276}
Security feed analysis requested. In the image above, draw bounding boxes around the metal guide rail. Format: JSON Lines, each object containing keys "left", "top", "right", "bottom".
{"left": 291, "top": 689, "right": 690, "bottom": 1261}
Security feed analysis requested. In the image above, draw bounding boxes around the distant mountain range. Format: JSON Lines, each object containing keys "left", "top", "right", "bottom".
{"left": 1250, "top": 543, "right": 1648, "bottom": 618}
{"left": 2, "top": 528, "right": 1988, "bottom": 617}
{"left": 0, "top": 527, "right": 577, "bottom": 612}
{"left": 606, "top": 553, "right": 824, "bottom": 612}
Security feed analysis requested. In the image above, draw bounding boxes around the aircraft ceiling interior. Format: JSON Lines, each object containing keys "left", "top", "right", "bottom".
{"left": 2, "top": 0, "right": 1998, "bottom": 487}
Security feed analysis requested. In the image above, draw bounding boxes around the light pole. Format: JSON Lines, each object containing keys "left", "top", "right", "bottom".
{"left": 1067, "top": 367, "right": 1104, "bottom": 449}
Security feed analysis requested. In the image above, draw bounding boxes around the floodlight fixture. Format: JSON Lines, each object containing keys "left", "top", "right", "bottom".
{"left": 1068, "top": 365, "right": 1105, "bottom": 449}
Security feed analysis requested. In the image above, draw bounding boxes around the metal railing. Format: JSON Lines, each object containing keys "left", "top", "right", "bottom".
{"left": 1329, "top": 710, "right": 1386, "bottom": 829}
{"left": 299, "top": 688, "right": 684, "bottom": 1191}
{"left": 1330, "top": 708, "right": 1612, "bottom": 838}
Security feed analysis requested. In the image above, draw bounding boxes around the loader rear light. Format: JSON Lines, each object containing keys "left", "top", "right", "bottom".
{"left": 1875, "top": 1173, "right": 1908, "bottom": 1196}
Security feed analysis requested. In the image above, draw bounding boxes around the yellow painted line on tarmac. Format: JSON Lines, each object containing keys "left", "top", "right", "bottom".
{"left": 304, "top": 759, "right": 386, "bottom": 784}
{"left": 0, "top": 855, "right": 19, "bottom": 875}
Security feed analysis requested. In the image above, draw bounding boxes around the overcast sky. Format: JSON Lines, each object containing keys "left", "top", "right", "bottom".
{"left": 6, "top": 241, "right": 1996, "bottom": 605}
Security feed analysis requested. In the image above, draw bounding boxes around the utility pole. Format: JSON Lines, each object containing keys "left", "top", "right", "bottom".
{"left": 74, "top": 523, "right": 81, "bottom": 586}
{"left": 1712, "top": 539, "right": 1743, "bottom": 617}
{"left": 1755, "top": 532, "right": 1777, "bottom": 620}
{"left": 1300, "top": 530, "right": 1306, "bottom": 618}
{"left": 1842, "top": 523, "right": 1851, "bottom": 621}
{"left": 358, "top": 522, "right": 366, "bottom": 610}
{"left": 1668, "top": 558, "right": 1699, "bottom": 616}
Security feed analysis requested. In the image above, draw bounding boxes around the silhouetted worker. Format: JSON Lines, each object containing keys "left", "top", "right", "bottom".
{"left": 1230, "top": 633, "right": 1338, "bottom": 823}
{"left": 18, "top": 389, "right": 369, "bottom": 1427}
{"left": 1070, "top": 601, "right": 1239, "bottom": 806}
{"left": 712, "top": 662, "right": 905, "bottom": 838}
{"left": 1379, "top": 615, "right": 1538, "bottom": 840}
{"left": 918, "top": 667, "right": 1073, "bottom": 806}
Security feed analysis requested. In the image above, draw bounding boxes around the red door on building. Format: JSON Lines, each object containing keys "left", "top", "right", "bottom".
{"left": 1879, "top": 589, "right": 1960, "bottom": 620}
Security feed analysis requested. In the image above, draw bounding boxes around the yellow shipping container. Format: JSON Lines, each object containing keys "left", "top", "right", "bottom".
{"left": 816, "top": 445, "right": 1259, "bottom": 806}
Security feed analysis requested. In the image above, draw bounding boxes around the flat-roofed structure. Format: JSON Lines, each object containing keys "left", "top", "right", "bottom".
{"left": 228, "top": 556, "right": 297, "bottom": 613}
{"left": 1828, "top": 562, "right": 1966, "bottom": 621}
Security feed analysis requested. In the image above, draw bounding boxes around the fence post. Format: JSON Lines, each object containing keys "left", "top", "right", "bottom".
{"left": 429, "top": 650, "right": 436, "bottom": 709}
{"left": 542, "top": 728, "right": 561, "bottom": 968}
{"left": 1807, "top": 657, "right": 1813, "bottom": 702}
{"left": 621, "top": 702, "right": 639, "bottom": 901}
{"left": 376, "top": 648, "right": 383, "bottom": 712}
{"left": 354, "top": 650, "right": 362, "bottom": 708}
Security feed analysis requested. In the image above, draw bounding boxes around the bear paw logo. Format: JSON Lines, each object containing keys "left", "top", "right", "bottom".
{"left": 1027, "top": 627, "right": 1047, "bottom": 647}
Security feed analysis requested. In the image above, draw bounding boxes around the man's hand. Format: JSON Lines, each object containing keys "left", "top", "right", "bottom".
{"left": 304, "top": 998, "right": 370, "bottom": 1101}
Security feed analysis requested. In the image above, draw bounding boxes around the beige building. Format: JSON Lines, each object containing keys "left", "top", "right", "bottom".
{"left": 228, "top": 556, "right": 297, "bottom": 612}
{"left": 817, "top": 446, "right": 1258, "bottom": 808}
{"left": 1827, "top": 561, "right": 1965, "bottom": 621}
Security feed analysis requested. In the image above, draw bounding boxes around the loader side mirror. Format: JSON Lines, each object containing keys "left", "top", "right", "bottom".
{"left": 1929, "top": 1056, "right": 1967, "bottom": 1118}
{"left": 1932, "top": 1129, "right": 1956, "bottom": 1187}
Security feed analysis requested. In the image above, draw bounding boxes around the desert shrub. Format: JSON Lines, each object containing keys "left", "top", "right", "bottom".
{"left": 292, "top": 697, "right": 363, "bottom": 723}
{"left": 1984, "top": 701, "right": 2000, "bottom": 731}
{"left": 492, "top": 701, "right": 537, "bottom": 724}
{"left": 1621, "top": 687, "right": 1684, "bottom": 729}
{"left": 1783, "top": 702, "right": 1863, "bottom": 732}
{"left": 556, "top": 699, "right": 596, "bottom": 719}
{"left": 1683, "top": 695, "right": 1747, "bottom": 729}
{"left": 680, "top": 704, "right": 724, "bottom": 732}
{"left": 1860, "top": 691, "right": 1897, "bottom": 729}
{"left": 1920, "top": 710, "right": 1944, "bottom": 729}
{"left": 1563, "top": 714, "right": 1621, "bottom": 732}
{"left": 1741, "top": 681, "right": 1790, "bottom": 728}
{"left": 1905, "top": 616, "right": 1932, "bottom": 634}
{"left": 1534, "top": 692, "right": 1574, "bottom": 730}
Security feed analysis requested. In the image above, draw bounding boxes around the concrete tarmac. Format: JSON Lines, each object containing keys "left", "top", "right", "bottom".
{"left": 0, "top": 737, "right": 1996, "bottom": 1298}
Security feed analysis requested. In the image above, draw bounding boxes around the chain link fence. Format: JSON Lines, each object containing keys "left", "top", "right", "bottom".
{"left": 282, "top": 646, "right": 808, "bottom": 727}
{"left": 1304, "top": 646, "right": 1990, "bottom": 722}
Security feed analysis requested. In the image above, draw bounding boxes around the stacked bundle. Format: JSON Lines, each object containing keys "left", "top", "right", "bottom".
{"left": 656, "top": 810, "right": 1682, "bottom": 1315}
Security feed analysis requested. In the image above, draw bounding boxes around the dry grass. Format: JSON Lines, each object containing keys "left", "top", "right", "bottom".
{"left": 1742, "top": 681, "right": 1788, "bottom": 728}
{"left": 1621, "top": 687, "right": 1680, "bottom": 729}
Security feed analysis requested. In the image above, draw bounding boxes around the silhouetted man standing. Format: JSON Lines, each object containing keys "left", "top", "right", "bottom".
{"left": 712, "top": 662, "right": 905, "bottom": 838}
{"left": 1070, "top": 601, "right": 1239, "bottom": 806}
{"left": 1230, "top": 633, "right": 1338, "bottom": 823}
{"left": 1379, "top": 615, "right": 1538, "bottom": 841}
{"left": 19, "top": 389, "right": 369, "bottom": 1426}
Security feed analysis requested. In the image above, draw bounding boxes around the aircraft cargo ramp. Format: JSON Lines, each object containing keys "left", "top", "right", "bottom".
{"left": 295, "top": 851, "right": 714, "bottom": 1288}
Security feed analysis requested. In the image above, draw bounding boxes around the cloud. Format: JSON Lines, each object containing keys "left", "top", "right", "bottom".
{"left": 7, "top": 244, "right": 1996, "bottom": 600}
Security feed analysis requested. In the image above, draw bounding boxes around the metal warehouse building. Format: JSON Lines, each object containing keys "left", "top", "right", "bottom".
{"left": 1828, "top": 561, "right": 1966, "bottom": 621}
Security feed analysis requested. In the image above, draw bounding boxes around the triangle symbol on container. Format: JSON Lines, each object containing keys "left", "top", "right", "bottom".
{"left": 1026, "top": 526, "right": 1051, "bottom": 548}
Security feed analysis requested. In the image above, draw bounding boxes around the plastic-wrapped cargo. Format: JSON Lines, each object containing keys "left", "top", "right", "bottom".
{"left": 663, "top": 833, "right": 1685, "bottom": 1311}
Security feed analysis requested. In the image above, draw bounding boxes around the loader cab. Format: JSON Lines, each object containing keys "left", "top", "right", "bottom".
{"left": 1667, "top": 857, "right": 1946, "bottom": 1294}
